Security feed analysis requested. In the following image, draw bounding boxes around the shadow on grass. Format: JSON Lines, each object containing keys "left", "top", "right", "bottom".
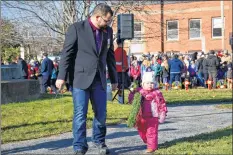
{"left": 158, "top": 127, "right": 232, "bottom": 149}
{"left": 1, "top": 119, "right": 72, "bottom": 131}
{"left": 2, "top": 118, "right": 131, "bottom": 131}
{"left": 4, "top": 93, "right": 73, "bottom": 105}
{"left": 36, "top": 93, "right": 72, "bottom": 101}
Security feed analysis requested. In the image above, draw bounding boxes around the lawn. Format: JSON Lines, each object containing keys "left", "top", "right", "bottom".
{"left": 1, "top": 89, "right": 232, "bottom": 143}
{"left": 161, "top": 89, "right": 232, "bottom": 104}
{"left": 155, "top": 126, "right": 232, "bottom": 154}
{"left": 215, "top": 103, "right": 233, "bottom": 109}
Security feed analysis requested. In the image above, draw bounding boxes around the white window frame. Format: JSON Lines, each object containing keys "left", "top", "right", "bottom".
{"left": 212, "top": 17, "right": 225, "bottom": 39}
{"left": 167, "top": 20, "right": 179, "bottom": 41}
{"left": 189, "top": 19, "right": 201, "bottom": 40}
{"left": 133, "top": 22, "right": 143, "bottom": 41}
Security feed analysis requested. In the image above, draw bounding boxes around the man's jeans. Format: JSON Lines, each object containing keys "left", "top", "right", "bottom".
{"left": 72, "top": 78, "right": 107, "bottom": 152}
{"left": 203, "top": 73, "right": 208, "bottom": 88}
{"left": 170, "top": 73, "right": 181, "bottom": 85}
{"left": 197, "top": 72, "right": 205, "bottom": 87}
{"left": 208, "top": 71, "right": 217, "bottom": 88}
{"left": 42, "top": 75, "right": 51, "bottom": 93}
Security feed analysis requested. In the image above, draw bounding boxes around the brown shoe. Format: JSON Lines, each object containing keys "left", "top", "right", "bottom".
{"left": 145, "top": 148, "right": 155, "bottom": 154}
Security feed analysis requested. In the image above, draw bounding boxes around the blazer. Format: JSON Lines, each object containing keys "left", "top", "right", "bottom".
{"left": 57, "top": 19, "right": 118, "bottom": 90}
{"left": 41, "top": 57, "right": 54, "bottom": 76}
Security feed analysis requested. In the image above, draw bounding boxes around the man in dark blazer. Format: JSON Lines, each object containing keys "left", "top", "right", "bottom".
{"left": 56, "top": 4, "right": 118, "bottom": 155}
{"left": 41, "top": 52, "right": 54, "bottom": 93}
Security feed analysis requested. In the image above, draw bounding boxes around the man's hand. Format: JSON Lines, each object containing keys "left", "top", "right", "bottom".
{"left": 111, "top": 83, "right": 118, "bottom": 91}
{"left": 56, "top": 79, "right": 65, "bottom": 90}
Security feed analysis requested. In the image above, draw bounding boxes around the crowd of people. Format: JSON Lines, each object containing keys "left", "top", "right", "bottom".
{"left": 2, "top": 49, "right": 232, "bottom": 95}
{"left": 1, "top": 53, "right": 59, "bottom": 94}
{"left": 126, "top": 50, "right": 232, "bottom": 90}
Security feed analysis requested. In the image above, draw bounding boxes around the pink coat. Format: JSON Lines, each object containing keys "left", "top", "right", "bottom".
{"left": 135, "top": 88, "right": 168, "bottom": 151}
{"left": 130, "top": 65, "right": 141, "bottom": 79}
{"left": 139, "top": 89, "right": 167, "bottom": 117}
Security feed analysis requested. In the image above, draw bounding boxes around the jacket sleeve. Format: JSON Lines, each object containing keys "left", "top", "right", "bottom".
{"left": 106, "top": 27, "right": 118, "bottom": 84}
{"left": 156, "top": 91, "right": 168, "bottom": 115}
{"left": 215, "top": 57, "right": 220, "bottom": 67}
{"left": 57, "top": 24, "right": 78, "bottom": 80}
{"left": 136, "top": 66, "right": 141, "bottom": 77}
{"left": 41, "top": 60, "right": 46, "bottom": 73}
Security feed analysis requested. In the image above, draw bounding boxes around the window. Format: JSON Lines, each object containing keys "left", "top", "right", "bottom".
{"left": 189, "top": 19, "right": 201, "bottom": 39}
{"left": 130, "top": 43, "right": 144, "bottom": 53}
{"left": 133, "top": 22, "right": 142, "bottom": 41}
{"left": 167, "top": 20, "right": 178, "bottom": 41}
{"left": 212, "top": 17, "right": 224, "bottom": 38}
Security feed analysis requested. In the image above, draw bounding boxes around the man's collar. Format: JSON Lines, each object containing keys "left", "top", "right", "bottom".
{"left": 88, "top": 18, "right": 107, "bottom": 33}
{"left": 88, "top": 18, "right": 99, "bottom": 31}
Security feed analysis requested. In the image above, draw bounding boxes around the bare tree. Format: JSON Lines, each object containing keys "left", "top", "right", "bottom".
{"left": 2, "top": 0, "right": 195, "bottom": 55}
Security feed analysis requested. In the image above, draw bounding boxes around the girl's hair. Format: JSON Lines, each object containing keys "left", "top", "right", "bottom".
{"left": 162, "top": 59, "right": 169, "bottom": 70}
{"left": 143, "top": 59, "right": 151, "bottom": 67}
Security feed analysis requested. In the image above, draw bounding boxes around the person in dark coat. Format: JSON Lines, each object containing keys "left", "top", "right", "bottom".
{"left": 16, "top": 56, "right": 28, "bottom": 79}
{"left": 41, "top": 52, "right": 54, "bottom": 93}
{"left": 206, "top": 50, "right": 220, "bottom": 88}
{"left": 191, "top": 52, "right": 198, "bottom": 61}
{"left": 196, "top": 54, "right": 205, "bottom": 87}
{"left": 55, "top": 4, "right": 118, "bottom": 154}
{"left": 168, "top": 54, "right": 184, "bottom": 85}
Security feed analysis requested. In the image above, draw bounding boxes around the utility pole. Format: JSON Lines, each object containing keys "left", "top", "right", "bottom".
{"left": 221, "top": 0, "right": 225, "bottom": 51}
{"left": 160, "top": 0, "right": 164, "bottom": 53}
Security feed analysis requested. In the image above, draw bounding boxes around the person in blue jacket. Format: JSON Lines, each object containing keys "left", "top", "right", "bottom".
{"left": 41, "top": 52, "right": 54, "bottom": 93}
{"left": 168, "top": 54, "right": 184, "bottom": 85}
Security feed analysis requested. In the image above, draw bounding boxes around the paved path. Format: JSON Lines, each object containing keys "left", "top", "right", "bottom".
{"left": 1, "top": 103, "right": 232, "bottom": 155}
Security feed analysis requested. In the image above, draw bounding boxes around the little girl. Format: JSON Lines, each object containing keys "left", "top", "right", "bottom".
{"left": 132, "top": 72, "right": 168, "bottom": 153}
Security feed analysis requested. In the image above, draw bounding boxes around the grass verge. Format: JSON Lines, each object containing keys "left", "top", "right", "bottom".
{"left": 155, "top": 126, "right": 232, "bottom": 154}
{"left": 1, "top": 89, "right": 232, "bottom": 143}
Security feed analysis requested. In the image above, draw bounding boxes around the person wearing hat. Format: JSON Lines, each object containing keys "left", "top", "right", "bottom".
{"left": 132, "top": 72, "right": 168, "bottom": 153}
{"left": 206, "top": 50, "right": 220, "bottom": 88}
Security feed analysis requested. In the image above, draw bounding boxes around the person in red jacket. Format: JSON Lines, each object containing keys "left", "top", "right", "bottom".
{"left": 114, "top": 39, "right": 128, "bottom": 73}
{"left": 114, "top": 39, "right": 130, "bottom": 103}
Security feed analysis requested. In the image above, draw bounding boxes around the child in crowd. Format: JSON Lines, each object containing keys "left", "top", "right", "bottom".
{"left": 226, "top": 64, "right": 232, "bottom": 89}
{"left": 133, "top": 72, "right": 168, "bottom": 153}
{"left": 188, "top": 61, "right": 197, "bottom": 87}
{"left": 161, "top": 55, "right": 170, "bottom": 89}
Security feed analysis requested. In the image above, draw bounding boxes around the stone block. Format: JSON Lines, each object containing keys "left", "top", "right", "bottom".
{"left": 1, "top": 79, "right": 40, "bottom": 104}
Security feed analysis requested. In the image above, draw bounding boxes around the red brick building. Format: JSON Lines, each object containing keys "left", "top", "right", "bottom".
{"left": 112, "top": 1, "right": 232, "bottom": 56}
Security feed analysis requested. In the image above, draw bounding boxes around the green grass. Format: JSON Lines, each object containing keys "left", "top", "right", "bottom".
{"left": 1, "top": 93, "right": 131, "bottom": 143}
{"left": 1, "top": 89, "right": 232, "bottom": 143}
{"left": 155, "top": 126, "right": 232, "bottom": 154}
{"left": 215, "top": 103, "right": 233, "bottom": 109}
{"left": 161, "top": 89, "right": 232, "bottom": 104}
